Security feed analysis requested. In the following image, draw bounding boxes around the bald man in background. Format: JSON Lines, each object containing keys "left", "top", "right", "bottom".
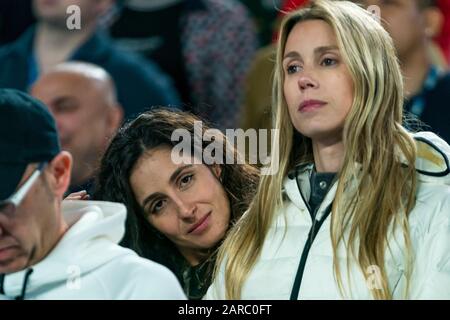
{"left": 31, "top": 62, "right": 123, "bottom": 195}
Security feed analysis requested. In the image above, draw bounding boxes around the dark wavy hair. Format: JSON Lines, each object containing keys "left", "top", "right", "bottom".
{"left": 93, "top": 108, "right": 259, "bottom": 283}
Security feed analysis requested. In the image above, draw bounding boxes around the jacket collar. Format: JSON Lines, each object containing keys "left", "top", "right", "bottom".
{"left": 68, "top": 31, "right": 111, "bottom": 63}
{"left": 283, "top": 132, "right": 450, "bottom": 219}
{"left": 7, "top": 24, "right": 111, "bottom": 64}
{"left": 7, "top": 25, "right": 35, "bottom": 59}
{"left": 284, "top": 163, "right": 338, "bottom": 221}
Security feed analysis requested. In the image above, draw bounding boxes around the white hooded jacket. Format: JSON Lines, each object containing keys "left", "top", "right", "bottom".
{"left": 0, "top": 200, "right": 186, "bottom": 300}
{"left": 206, "top": 132, "right": 450, "bottom": 299}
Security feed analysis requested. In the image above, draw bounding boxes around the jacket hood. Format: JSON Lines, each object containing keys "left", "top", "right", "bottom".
{"left": 1, "top": 200, "right": 129, "bottom": 299}
{"left": 283, "top": 131, "right": 450, "bottom": 208}
{"left": 412, "top": 132, "right": 450, "bottom": 182}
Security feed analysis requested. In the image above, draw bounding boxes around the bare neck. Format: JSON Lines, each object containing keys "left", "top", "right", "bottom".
{"left": 312, "top": 137, "right": 344, "bottom": 173}
{"left": 400, "top": 43, "right": 431, "bottom": 99}
{"left": 34, "top": 22, "right": 96, "bottom": 74}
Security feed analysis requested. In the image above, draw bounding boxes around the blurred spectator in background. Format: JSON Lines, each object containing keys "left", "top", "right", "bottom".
{"left": 242, "top": 0, "right": 450, "bottom": 144}
{"left": 359, "top": 0, "right": 450, "bottom": 142}
{"left": 108, "top": 0, "right": 258, "bottom": 130}
{"left": 31, "top": 62, "right": 123, "bottom": 195}
{"left": 238, "top": 0, "right": 283, "bottom": 45}
{"left": 0, "top": 0, "right": 180, "bottom": 120}
{"left": 241, "top": 0, "right": 308, "bottom": 133}
{"left": 240, "top": 45, "right": 274, "bottom": 133}
{"left": 436, "top": 0, "right": 450, "bottom": 63}
{"left": 0, "top": 0, "right": 35, "bottom": 45}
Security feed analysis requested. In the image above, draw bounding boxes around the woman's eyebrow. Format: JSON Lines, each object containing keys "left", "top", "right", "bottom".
{"left": 283, "top": 45, "right": 338, "bottom": 61}
{"left": 141, "top": 165, "right": 194, "bottom": 209}
{"left": 169, "top": 165, "right": 194, "bottom": 185}
{"left": 283, "top": 51, "right": 302, "bottom": 62}
{"left": 314, "top": 45, "right": 339, "bottom": 55}
{"left": 142, "top": 192, "right": 162, "bottom": 210}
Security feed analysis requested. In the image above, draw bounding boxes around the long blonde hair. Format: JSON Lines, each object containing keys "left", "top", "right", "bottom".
{"left": 214, "top": 0, "right": 417, "bottom": 299}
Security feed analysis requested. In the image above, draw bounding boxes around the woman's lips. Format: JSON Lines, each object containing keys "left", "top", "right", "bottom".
{"left": 0, "top": 245, "right": 17, "bottom": 261}
{"left": 298, "top": 99, "right": 327, "bottom": 112}
{"left": 188, "top": 212, "right": 211, "bottom": 235}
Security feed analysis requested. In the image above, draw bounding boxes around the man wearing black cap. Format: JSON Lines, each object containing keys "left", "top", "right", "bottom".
{"left": 0, "top": 89, "right": 186, "bottom": 300}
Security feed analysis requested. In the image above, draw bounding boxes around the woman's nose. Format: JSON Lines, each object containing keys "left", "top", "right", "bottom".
{"left": 298, "top": 75, "right": 319, "bottom": 91}
{"left": 174, "top": 196, "right": 196, "bottom": 220}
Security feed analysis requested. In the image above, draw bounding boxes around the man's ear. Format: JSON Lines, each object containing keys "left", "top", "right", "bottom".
{"left": 423, "top": 7, "right": 444, "bottom": 38}
{"left": 106, "top": 104, "right": 123, "bottom": 137}
{"left": 47, "top": 151, "right": 72, "bottom": 198}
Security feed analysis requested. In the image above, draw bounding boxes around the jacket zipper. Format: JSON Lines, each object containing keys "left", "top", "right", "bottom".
{"left": 289, "top": 169, "right": 334, "bottom": 300}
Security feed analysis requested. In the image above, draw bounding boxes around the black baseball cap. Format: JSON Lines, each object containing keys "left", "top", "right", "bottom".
{"left": 0, "top": 89, "right": 61, "bottom": 200}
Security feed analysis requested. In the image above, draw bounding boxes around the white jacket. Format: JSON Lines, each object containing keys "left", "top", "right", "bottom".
{"left": 0, "top": 200, "right": 186, "bottom": 300}
{"left": 206, "top": 132, "right": 450, "bottom": 299}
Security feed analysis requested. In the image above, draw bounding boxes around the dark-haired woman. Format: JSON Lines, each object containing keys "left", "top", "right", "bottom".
{"left": 94, "top": 109, "right": 259, "bottom": 299}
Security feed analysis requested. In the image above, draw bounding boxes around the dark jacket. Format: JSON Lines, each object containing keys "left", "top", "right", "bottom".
{"left": 405, "top": 68, "right": 450, "bottom": 144}
{"left": 0, "top": 26, "right": 181, "bottom": 119}
{"left": 109, "top": 0, "right": 258, "bottom": 130}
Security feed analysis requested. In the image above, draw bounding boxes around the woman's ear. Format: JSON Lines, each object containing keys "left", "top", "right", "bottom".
{"left": 211, "top": 164, "right": 223, "bottom": 180}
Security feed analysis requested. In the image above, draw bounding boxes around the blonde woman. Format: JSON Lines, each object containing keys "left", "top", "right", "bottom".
{"left": 206, "top": 0, "right": 450, "bottom": 300}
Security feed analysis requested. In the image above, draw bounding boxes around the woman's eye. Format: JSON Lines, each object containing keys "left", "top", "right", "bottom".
{"left": 286, "top": 65, "right": 302, "bottom": 74}
{"left": 151, "top": 199, "right": 166, "bottom": 214}
{"left": 321, "top": 57, "right": 337, "bottom": 66}
{"left": 179, "top": 174, "right": 193, "bottom": 188}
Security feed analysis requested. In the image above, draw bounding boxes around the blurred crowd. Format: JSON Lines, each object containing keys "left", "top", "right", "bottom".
{"left": 1, "top": 1, "right": 449, "bottom": 139}
{"left": 0, "top": 0, "right": 450, "bottom": 300}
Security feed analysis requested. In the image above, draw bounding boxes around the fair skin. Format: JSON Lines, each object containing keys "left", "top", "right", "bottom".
{"left": 32, "top": 0, "right": 113, "bottom": 73}
{"left": 0, "top": 152, "right": 72, "bottom": 274}
{"left": 65, "top": 190, "right": 90, "bottom": 200}
{"left": 358, "top": 0, "right": 443, "bottom": 97}
{"left": 283, "top": 20, "right": 354, "bottom": 173}
{"left": 31, "top": 69, "right": 123, "bottom": 187}
{"left": 130, "top": 147, "right": 231, "bottom": 266}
